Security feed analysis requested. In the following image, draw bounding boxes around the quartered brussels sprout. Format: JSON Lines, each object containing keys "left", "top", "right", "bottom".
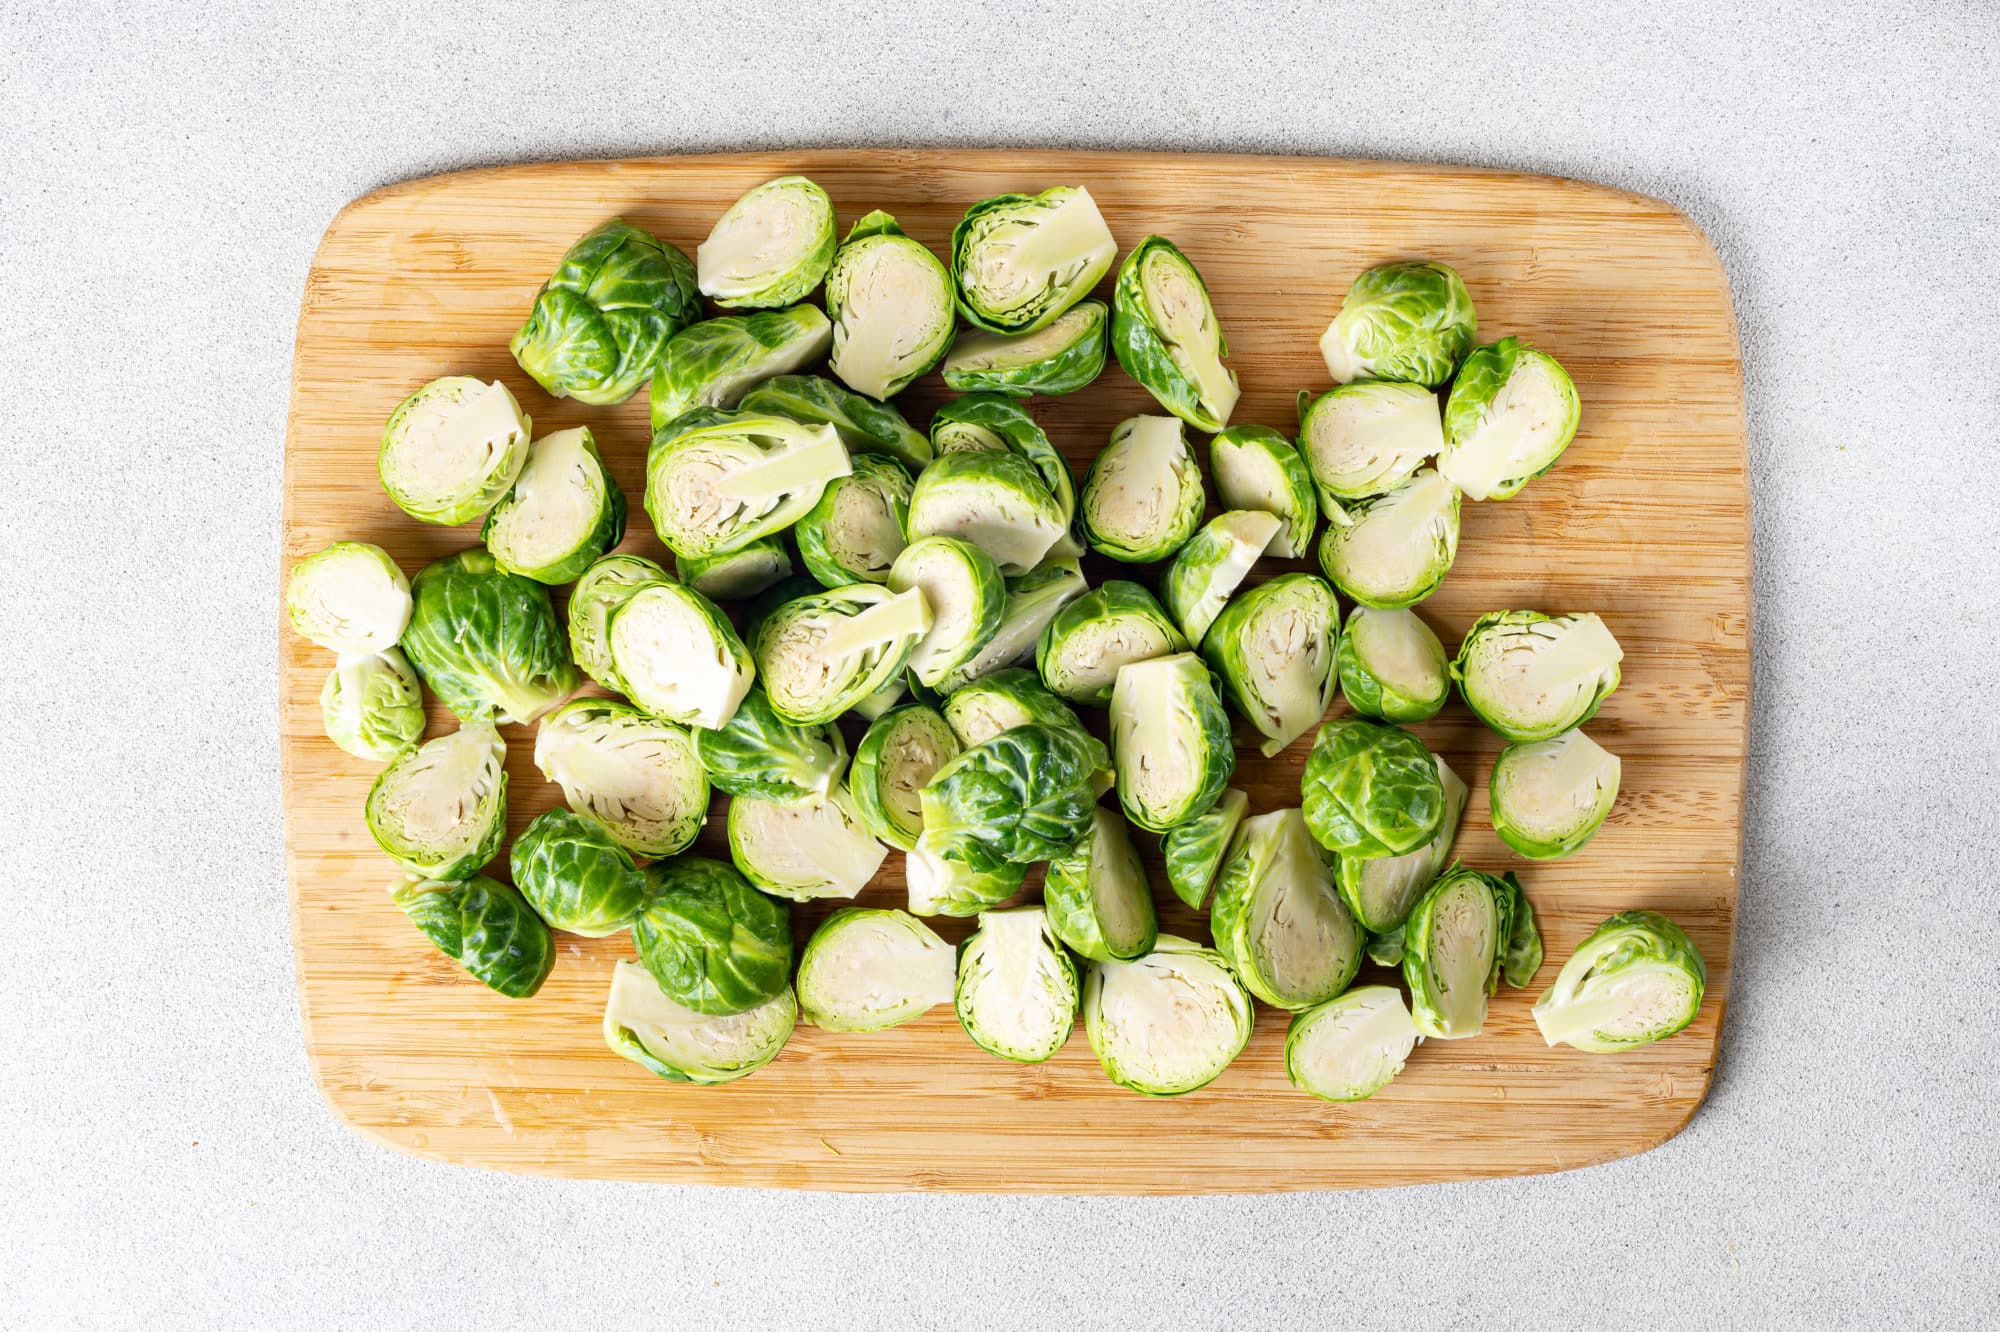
{"left": 402, "top": 550, "right": 577, "bottom": 725}
{"left": 1490, "top": 729, "right": 1621, "bottom": 859}
{"left": 1403, "top": 866, "right": 1537, "bottom": 1039}
{"left": 676, "top": 537, "right": 791, "bottom": 601}
{"left": 603, "top": 959, "right": 795, "bottom": 1085}
{"left": 1084, "top": 936, "right": 1254, "bottom": 1097}
{"left": 1044, "top": 805, "right": 1160, "bottom": 962}
{"left": 1300, "top": 717, "right": 1444, "bottom": 860}
{"left": 1036, "top": 580, "right": 1188, "bottom": 706}
{"left": 1211, "top": 807, "right": 1365, "bottom": 1010}
{"left": 1160, "top": 510, "right": 1281, "bottom": 648}
{"left": 479, "top": 427, "right": 626, "bottom": 585}
{"left": 728, "top": 786, "right": 887, "bottom": 902}
{"left": 920, "top": 722, "right": 1108, "bottom": 872}
{"left": 740, "top": 373, "right": 932, "bottom": 470}
{"left": 753, "top": 584, "right": 930, "bottom": 725}
{"left": 906, "top": 830, "right": 1027, "bottom": 917}
{"left": 511, "top": 218, "right": 700, "bottom": 405}
{"left": 823, "top": 210, "right": 956, "bottom": 399}
{"left": 849, "top": 705, "right": 960, "bottom": 850}
{"left": 1209, "top": 424, "right": 1319, "bottom": 558}
{"left": 510, "top": 807, "right": 648, "bottom": 937}
{"left": 319, "top": 649, "right": 424, "bottom": 762}
{"left": 906, "top": 448, "right": 1070, "bottom": 576}
{"left": 648, "top": 307, "right": 835, "bottom": 428}
{"left": 533, "top": 697, "right": 709, "bottom": 858}
{"left": 378, "top": 378, "right": 533, "bottom": 526}
{"left": 796, "top": 907, "right": 955, "bottom": 1031}
{"left": 696, "top": 176, "right": 837, "bottom": 309}
{"left": 888, "top": 536, "right": 1006, "bottom": 688}
{"left": 1204, "top": 573, "right": 1341, "bottom": 758}
{"left": 1335, "top": 755, "right": 1466, "bottom": 933}
{"left": 390, "top": 875, "right": 554, "bottom": 999}
{"left": 633, "top": 856, "right": 793, "bottom": 1016}
{"left": 1110, "top": 652, "right": 1234, "bottom": 833}
{"left": 1318, "top": 259, "right": 1476, "bottom": 388}
{"left": 1286, "top": 986, "right": 1419, "bottom": 1102}
{"left": 645, "top": 408, "right": 850, "bottom": 559}
{"left": 940, "top": 667, "right": 1081, "bottom": 748}
{"left": 365, "top": 721, "right": 507, "bottom": 881}
{"left": 955, "top": 907, "right": 1079, "bottom": 1063}
{"left": 567, "top": 554, "right": 671, "bottom": 692}
{"left": 1440, "top": 338, "right": 1582, "bottom": 500}
{"left": 795, "top": 453, "right": 911, "bottom": 587}
{"left": 1533, "top": 911, "right": 1706, "bottom": 1051}
{"left": 1296, "top": 381, "right": 1444, "bottom": 510}
{"left": 1081, "top": 415, "right": 1205, "bottom": 563}
{"left": 1161, "top": 786, "right": 1248, "bottom": 910}
{"left": 1337, "top": 606, "right": 1449, "bottom": 723}
{"left": 942, "top": 299, "right": 1107, "bottom": 397}
{"left": 1317, "top": 467, "right": 1460, "bottom": 610}
{"left": 951, "top": 186, "right": 1118, "bottom": 334}
{"left": 1110, "top": 235, "right": 1239, "bottom": 430}
{"left": 934, "top": 559, "right": 1088, "bottom": 693}
{"left": 691, "top": 685, "right": 847, "bottom": 804}
{"left": 1453, "top": 610, "right": 1624, "bottom": 743}
{"left": 607, "top": 581, "right": 754, "bottom": 730}
{"left": 287, "top": 541, "right": 411, "bottom": 654}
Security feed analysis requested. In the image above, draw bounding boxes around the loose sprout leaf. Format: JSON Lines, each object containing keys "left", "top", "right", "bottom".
{"left": 1036, "top": 579, "right": 1188, "bottom": 706}
{"left": 1082, "top": 415, "right": 1205, "bottom": 563}
{"left": 603, "top": 960, "right": 796, "bottom": 1084}
{"left": 1532, "top": 911, "right": 1707, "bottom": 1052}
{"left": 1160, "top": 510, "right": 1281, "bottom": 648}
{"left": 402, "top": 550, "right": 577, "bottom": 725}
{"left": 728, "top": 787, "right": 888, "bottom": 902}
{"left": 1316, "top": 467, "right": 1460, "bottom": 610}
{"left": 1160, "top": 787, "right": 1249, "bottom": 910}
{"left": 510, "top": 219, "right": 700, "bottom": 405}
{"left": 1318, "top": 260, "right": 1476, "bottom": 388}
{"left": 1044, "top": 805, "right": 1160, "bottom": 961}
{"left": 509, "top": 808, "right": 649, "bottom": 938}
{"left": 1210, "top": 807, "right": 1364, "bottom": 1010}
{"left": 955, "top": 907, "right": 1080, "bottom": 1063}
{"left": 796, "top": 908, "right": 955, "bottom": 1031}
{"left": 632, "top": 857, "right": 793, "bottom": 1016}
{"left": 692, "top": 686, "right": 848, "bottom": 804}
{"left": 1451, "top": 610, "right": 1624, "bottom": 743}
{"left": 696, "top": 176, "right": 837, "bottom": 309}
{"left": 608, "top": 582, "right": 754, "bottom": 731}
{"left": 951, "top": 186, "right": 1118, "bottom": 334}
{"left": 1440, "top": 338, "right": 1582, "bottom": 500}
{"left": 320, "top": 649, "right": 425, "bottom": 763}
{"left": 1111, "top": 236, "right": 1239, "bottom": 430}
{"left": 391, "top": 875, "right": 555, "bottom": 999}
{"left": 648, "top": 307, "right": 834, "bottom": 429}
{"left": 849, "top": 704, "right": 961, "bottom": 850}
{"left": 825, "top": 212, "right": 956, "bottom": 399}
{"left": 567, "top": 554, "right": 672, "bottom": 693}
{"left": 1084, "top": 936, "right": 1254, "bottom": 1097}
{"left": 480, "top": 426, "right": 626, "bottom": 586}
{"left": 286, "top": 541, "right": 411, "bottom": 655}
{"left": 1109, "top": 652, "right": 1234, "bottom": 833}
{"left": 1285, "top": 986, "right": 1419, "bottom": 1102}
{"left": 377, "top": 378, "right": 534, "bottom": 526}
{"left": 740, "top": 373, "right": 932, "bottom": 470}
{"left": 1203, "top": 573, "right": 1341, "bottom": 758}
{"left": 1490, "top": 729, "right": 1622, "bottom": 859}
{"left": 532, "top": 698, "right": 709, "bottom": 859}
{"left": 1299, "top": 717, "right": 1445, "bottom": 860}
{"left": 941, "top": 300, "right": 1108, "bottom": 397}
{"left": 1336, "top": 605, "right": 1450, "bottom": 723}
{"left": 1296, "top": 381, "right": 1445, "bottom": 510}
{"left": 1209, "top": 424, "right": 1319, "bottom": 558}
{"left": 365, "top": 721, "right": 508, "bottom": 882}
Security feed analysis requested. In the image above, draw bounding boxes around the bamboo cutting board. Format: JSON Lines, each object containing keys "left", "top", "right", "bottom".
{"left": 280, "top": 150, "right": 1747, "bottom": 1193}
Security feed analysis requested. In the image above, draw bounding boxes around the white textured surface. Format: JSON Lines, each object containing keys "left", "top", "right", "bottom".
{"left": 3, "top": 1, "right": 1997, "bottom": 1327}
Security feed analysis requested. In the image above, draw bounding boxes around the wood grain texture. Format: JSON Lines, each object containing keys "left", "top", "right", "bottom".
{"left": 280, "top": 150, "right": 1747, "bottom": 1193}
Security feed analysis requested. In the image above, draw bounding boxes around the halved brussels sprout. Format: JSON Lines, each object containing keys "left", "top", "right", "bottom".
{"left": 1317, "top": 467, "right": 1460, "bottom": 610}
{"left": 941, "top": 299, "right": 1107, "bottom": 397}
{"left": 1452, "top": 610, "right": 1624, "bottom": 743}
{"left": 402, "top": 550, "right": 576, "bottom": 724}
{"left": 1204, "top": 572, "right": 1341, "bottom": 758}
{"left": 1209, "top": 424, "right": 1319, "bottom": 559}
{"left": 644, "top": 408, "right": 850, "bottom": 559}
{"left": 1533, "top": 911, "right": 1706, "bottom": 1051}
{"left": 740, "top": 373, "right": 932, "bottom": 470}
{"left": 1084, "top": 936, "right": 1254, "bottom": 1097}
{"left": 849, "top": 705, "right": 961, "bottom": 850}
{"left": 1211, "top": 807, "right": 1364, "bottom": 1010}
{"left": 1300, "top": 717, "right": 1444, "bottom": 860}
{"left": 633, "top": 856, "right": 793, "bottom": 1016}
{"left": 906, "top": 448, "right": 1070, "bottom": 575}
{"left": 1403, "top": 866, "right": 1537, "bottom": 1038}
{"left": 691, "top": 685, "right": 847, "bottom": 804}
{"left": 1337, "top": 606, "right": 1449, "bottom": 723}
{"left": 1044, "top": 805, "right": 1160, "bottom": 962}
{"left": 934, "top": 559, "right": 1088, "bottom": 693}
{"left": 286, "top": 541, "right": 411, "bottom": 654}
{"left": 1081, "top": 415, "right": 1205, "bottom": 563}
{"left": 696, "top": 176, "right": 837, "bottom": 309}
{"left": 1440, "top": 338, "right": 1582, "bottom": 500}
{"left": 390, "top": 875, "right": 554, "bottom": 999}
{"left": 378, "top": 378, "right": 533, "bottom": 526}
{"left": 728, "top": 786, "right": 887, "bottom": 902}
{"left": 1490, "top": 729, "right": 1621, "bottom": 859}
{"left": 906, "top": 830, "right": 1027, "bottom": 917}
{"left": 603, "top": 959, "right": 795, "bottom": 1084}
{"left": 479, "top": 426, "right": 626, "bottom": 585}
{"left": 320, "top": 650, "right": 424, "bottom": 762}
{"left": 940, "top": 667, "right": 1081, "bottom": 748}
{"left": 955, "top": 907, "right": 1079, "bottom": 1063}
{"left": 796, "top": 907, "right": 955, "bottom": 1031}
{"left": 1335, "top": 755, "right": 1466, "bottom": 933}
{"left": 888, "top": 536, "right": 1007, "bottom": 688}
{"left": 1160, "top": 510, "right": 1281, "bottom": 647}
{"left": 567, "top": 554, "right": 671, "bottom": 692}
{"left": 753, "top": 584, "right": 930, "bottom": 725}
{"left": 927, "top": 395, "right": 1077, "bottom": 535}
{"left": 1161, "top": 786, "right": 1248, "bottom": 910}
{"left": 1109, "top": 652, "right": 1234, "bottom": 833}
{"left": 607, "top": 582, "right": 754, "bottom": 730}
{"left": 648, "top": 307, "right": 835, "bottom": 429}
{"left": 1036, "top": 580, "right": 1188, "bottom": 706}
{"left": 1318, "top": 259, "right": 1476, "bottom": 388}
{"left": 950, "top": 186, "right": 1118, "bottom": 334}
{"left": 823, "top": 210, "right": 956, "bottom": 399}
{"left": 510, "top": 807, "right": 648, "bottom": 937}
{"left": 795, "top": 453, "right": 911, "bottom": 587}
{"left": 1285, "top": 986, "right": 1419, "bottom": 1102}
{"left": 1111, "top": 235, "right": 1239, "bottom": 430}
{"left": 532, "top": 697, "right": 709, "bottom": 858}
{"left": 920, "top": 723, "right": 1108, "bottom": 872}
{"left": 511, "top": 219, "right": 700, "bottom": 405}
{"left": 1296, "top": 381, "right": 1444, "bottom": 509}
{"left": 676, "top": 537, "right": 791, "bottom": 601}
{"left": 364, "top": 721, "right": 507, "bottom": 880}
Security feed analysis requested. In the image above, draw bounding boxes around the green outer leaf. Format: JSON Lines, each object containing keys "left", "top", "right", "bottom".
{"left": 1336, "top": 605, "right": 1450, "bottom": 723}
{"left": 1401, "top": 865, "right": 1512, "bottom": 1039}
{"left": 889, "top": 536, "right": 1008, "bottom": 688}
{"left": 1440, "top": 339, "right": 1582, "bottom": 500}
{"left": 824, "top": 217, "right": 956, "bottom": 399}
{"left": 675, "top": 537, "right": 791, "bottom": 602}
{"left": 1109, "top": 652, "right": 1235, "bottom": 834}
{"left": 1319, "top": 259, "right": 1476, "bottom": 388}
{"left": 1208, "top": 424, "right": 1319, "bottom": 559}
{"left": 1450, "top": 609, "right": 1623, "bottom": 743}
{"left": 1531, "top": 910, "right": 1705, "bottom": 1051}
{"left": 697, "top": 176, "right": 837, "bottom": 309}
{"left": 1315, "top": 468, "right": 1461, "bottom": 610}
{"left": 954, "top": 908, "right": 1080, "bottom": 1063}
{"left": 1160, "top": 787, "right": 1248, "bottom": 910}
{"left": 1209, "top": 808, "right": 1363, "bottom": 1010}
{"left": 1080, "top": 416, "right": 1205, "bottom": 563}
{"left": 1202, "top": 572, "right": 1342, "bottom": 758}
{"left": 690, "top": 685, "right": 847, "bottom": 803}
{"left": 1284, "top": 986, "right": 1418, "bottom": 1102}
{"left": 479, "top": 427, "right": 627, "bottom": 585}
{"left": 509, "top": 219, "right": 700, "bottom": 405}
{"left": 402, "top": 549, "right": 577, "bottom": 725}
{"left": 1035, "top": 579, "right": 1188, "bottom": 706}
{"left": 532, "top": 697, "right": 709, "bottom": 858}
{"left": 752, "top": 583, "right": 924, "bottom": 725}
{"left": 849, "top": 705, "right": 961, "bottom": 850}
{"left": 1501, "top": 871, "right": 1543, "bottom": 988}
{"left": 1299, "top": 717, "right": 1444, "bottom": 860}
{"left": 648, "top": 307, "right": 834, "bottom": 430}
{"left": 643, "top": 406, "right": 849, "bottom": 560}
{"left": 739, "top": 374, "right": 932, "bottom": 469}
{"left": 319, "top": 649, "right": 425, "bottom": 763}
{"left": 1109, "top": 236, "right": 1236, "bottom": 431}
{"left": 919, "top": 723, "right": 1107, "bottom": 872}
{"left": 631, "top": 856, "right": 794, "bottom": 1016}
{"left": 1082, "top": 936, "right": 1254, "bottom": 1097}
{"left": 603, "top": 962, "right": 796, "bottom": 1084}
{"left": 794, "top": 453, "right": 912, "bottom": 588}
{"left": 1043, "top": 806, "right": 1159, "bottom": 963}
{"left": 377, "top": 377, "right": 533, "bottom": 526}
{"left": 509, "top": 808, "right": 648, "bottom": 937}
{"left": 949, "top": 187, "right": 1117, "bottom": 334}
{"left": 364, "top": 722, "right": 508, "bottom": 881}
{"left": 391, "top": 875, "right": 555, "bottom": 999}
{"left": 1334, "top": 755, "right": 1467, "bottom": 933}
{"left": 796, "top": 907, "right": 954, "bottom": 1031}
{"left": 567, "top": 554, "right": 671, "bottom": 693}
{"left": 1366, "top": 927, "right": 1406, "bottom": 968}
{"left": 941, "top": 300, "right": 1107, "bottom": 397}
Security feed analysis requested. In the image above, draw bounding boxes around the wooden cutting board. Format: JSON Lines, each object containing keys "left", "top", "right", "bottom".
{"left": 281, "top": 150, "right": 1747, "bottom": 1193}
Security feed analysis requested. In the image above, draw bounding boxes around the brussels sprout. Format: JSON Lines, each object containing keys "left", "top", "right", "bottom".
{"left": 950, "top": 186, "right": 1118, "bottom": 334}
{"left": 607, "top": 581, "right": 754, "bottom": 730}
{"left": 1203, "top": 573, "right": 1341, "bottom": 758}
{"left": 1402, "top": 866, "right": 1536, "bottom": 1039}
{"left": 1490, "top": 729, "right": 1621, "bottom": 860}
{"left": 632, "top": 856, "right": 793, "bottom": 1016}
{"left": 676, "top": 537, "right": 791, "bottom": 602}
{"left": 1317, "top": 468, "right": 1460, "bottom": 610}
{"left": 906, "top": 448, "right": 1070, "bottom": 576}
{"left": 511, "top": 218, "right": 700, "bottom": 405}
{"left": 927, "top": 394, "right": 1078, "bottom": 536}
{"left": 401, "top": 550, "right": 577, "bottom": 724}
{"left": 1081, "top": 415, "right": 1204, "bottom": 563}
{"left": 691, "top": 685, "right": 847, "bottom": 804}
{"left": 1084, "top": 936, "right": 1254, "bottom": 1097}
{"left": 887, "top": 536, "right": 1007, "bottom": 688}
{"left": 1209, "top": 424, "right": 1319, "bottom": 559}
{"left": 942, "top": 300, "right": 1107, "bottom": 398}
{"left": 940, "top": 667, "right": 1080, "bottom": 748}
{"left": 1452, "top": 610, "right": 1625, "bottom": 743}
{"left": 906, "top": 830, "right": 1028, "bottom": 917}
{"left": 1366, "top": 928, "right": 1407, "bottom": 968}
{"left": 645, "top": 408, "right": 850, "bottom": 559}
{"left": 792, "top": 454, "right": 911, "bottom": 589}
{"left": 740, "top": 373, "right": 932, "bottom": 470}
{"left": 377, "top": 378, "right": 533, "bottom": 526}
{"left": 1439, "top": 338, "right": 1582, "bottom": 500}
{"left": 567, "top": 554, "right": 671, "bottom": 692}
{"left": 1285, "top": 986, "right": 1419, "bottom": 1102}
{"left": 728, "top": 786, "right": 887, "bottom": 902}
{"left": 648, "top": 307, "right": 835, "bottom": 428}
{"left": 1109, "top": 653, "right": 1233, "bottom": 833}
{"left": 1337, "top": 606, "right": 1449, "bottom": 723}
{"left": 933, "top": 559, "right": 1088, "bottom": 693}
{"left": 696, "top": 176, "right": 837, "bottom": 309}
{"left": 821, "top": 210, "right": 956, "bottom": 398}
{"left": 1211, "top": 807, "right": 1364, "bottom": 1010}
{"left": 1160, "top": 510, "right": 1282, "bottom": 648}
{"left": 1161, "top": 786, "right": 1248, "bottom": 910}
{"left": 955, "top": 907, "right": 1079, "bottom": 1063}
{"left": 510, "top": 807, "right": 647, "bottom": 937}
{"left": 920, "top": 723, "right": 1107, "bottom": 872}
{"left": 1300, "top": 717, "right": 1444, "bottom": 860}
{"left": 286, "top": 541, "right": 411, "bottom": 655}
{"left": 1318, "top": 259, "right": 1476, "bottom": 388}
{"left": 1533, "top": 911, "right": 1706, "bottom": 1051}
{"left": 479, "top": 427, "right": 626, "bottom": 585}
{"left": 1036, "top": 580, "right": 1188, "bottom": 706}
{"left": 850, "top": 674, "right": 907, "bottom": 721}
{"left": 1296, "top": 381, "right": 1444, "bottom": 510}
{"left": 364, "top": 721, "right": 507, "bottom": 880}
{"left": 1335, "top": 755, "right": 1467, "bottom": 933}
{"left": 796, "top": 907, "right": 955, "bottom": 1031}
{"left": 850, "top": 705, "right": 961, "bottom": 850}
{"left": 532, "top": 697, "right": 709, "bottom": 858}
{"left": 753, "top": 584, "right": 931, "bottom": 725}
{"left": 320, "top": 650, "right": 425, "bottom": 762}
{"left": 1043, "top": 806, "right": 1159, "bottom": 962}
{"left": 1110, "top": 235, "right": 1239, "bottom": 430}
{"left": 390, "top": 875, "right": 555, "bottom": 999}
{"left": 603, "top": 959, "right": 795, "bottom": 1085}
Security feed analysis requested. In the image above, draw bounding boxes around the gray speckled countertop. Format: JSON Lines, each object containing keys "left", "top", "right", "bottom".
{"left": 4, "top": 2, "right": 1996, "bottom": 1327}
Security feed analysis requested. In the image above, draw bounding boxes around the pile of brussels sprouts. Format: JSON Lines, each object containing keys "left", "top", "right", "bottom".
{"left": 285, "top": 177, "right": 1709, "bottom": 1098}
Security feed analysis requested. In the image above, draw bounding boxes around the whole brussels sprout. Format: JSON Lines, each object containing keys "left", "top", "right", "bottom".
{"left": 692, "top": 686, "right": 847, "bottom": 804}
{"left": 1335, "top": 754, "right": 1466, "bottom": 933}
{"left": 950, "top": 186, "right": 1118, "bottom": 334}
{"left": 532, "top": 697, "right": 709, "bottom": 858}
{"left": 1209, "top": 424, "right": 1318, "bottom": 558}
{"left": 1043, "top": 805, "right": 1159, "bottom": 962}
{"left": 849, "top": 705, "right": 960, "bottom": 850}
{"left": 1203, "top": 573, "right": 1342, "bottom": 758}
{"left": 955, "top": 907, "right": 1079, "bottom": 1063}
{"left": 1081, "top": 415, "right": 1205, "bottom": 563}
{"left": 510, "top": 807, "right": 648, "bottom": 937}
{"left": 1211, "top": 807, "right": 1365, "bottom": 1010}
{"left": 1452, "top": 610, "right": 1624, "bottom": 743}
{"left": 888, "top": 536, "right": 1007, "bottom": 688}
{"left": 1084, "top": 936, "right": 1254, "bottom": 1097}
{"left": 1299, "top": 717, "right": 1444, "bottom": 860}
{"left": 607, "top": 581, "right": 754, "bottom": 730}
{"left": 727, "top": 786, "right": 887, "bottom": 902}
{"left": 364, "top": 721, "right": 507, "bottom": 881}
{"left": 796, "top": 907, "right": 955, "bottom": 1031}
{"left": 1036, "top": 580, "right": 1188, "bottom": 706}
{"left": 695, "top": 176, "right": 837, "bottom": 309}
{"left": 1109, "top": 652, "right": 1234, "bottom": 833}
{"left": 645, "top": 408, "right": 850, "bottom": 559}
{"left": 319, "top": 650, "right": 424, "bottom": 762}
{"left": 1316, "top": 468, "right": 1460, "bottom": 610}
{"left": 1318, "top": 259, "right": 1476, "bottom": 387}
{"left": 1160, "top": 786, "right": 1248, "bottom": 910}
{"left": 1337, "top": 605, "right": 1450, "bottom": 723}
{"left": 1403, "top": 865, "right": 1538, "bottom": 1038}
{"left": 1286, "top": 986, "right": 1420, "bottom": 1102}
{"left": 933, "top": 559, "right": 1088, "bottom": 693}
{"left": 377, "top": 378, "right": 533, "bottom": 526}
{"left": 1490, "top": 728, "right": 1621, "bottom": 859}
{"left": 942, "top": 300, "right": 1107, "bottom": 397}
{"left": 1532, "top": 911, "right": 1706, "bottom": 1051}
{"left": 740, "top": 373, "right": 931, "bottom": 471}
{"left": 753, "top": 584, "right": 931, "bottom": 725}
{"left": 603, "top": 959, "right": 795, "bottom": 1085}
{"left": 823, "top": 210, "right": 956, "bottom": 400}
{"left": 1440, "top": 337, "right": 1582, "bottom": 500}
{"left": 479, "top": 427, "right": 626, "bottom": 585}
{"left": 286, "top": 541, "right": 411, "bottom": 655}
{"left": 927, "top": 394, "right": 1078, "bottom": 537}
{"left": 920, "top": 723, "right": 1108, "bottom": 872}
{"left": 510, "top": 219, "right": 700, "bottom": 405}
{"left": 905, "top": 830, "right": 1027, "bottom": 917}
{"left": 906, "top": 448, "right": 1070, "bottom": 575}
{"left": 632, "top": 856, "right": 793, "bottom": 1016}
{"left": 401, "top": 549, "right": 577, "bottom": 725}
{"left": 566, "top": 554, "right": 671, "bottom": 693}
{"left": 676, "top": 537, "right": 791, "bottom": 602}
{"left": 1159, "top": 511, "right": 1281, "bottom": 648}
{"left": 1111, "top": 235, "right": 1239, "bottom": 430}
{"left": 1296, "top": 381, "right": 1444, "bottom": 509}
{"left": 648, "top": 307, "right": 835, "bottom": 429}
{"left": 390, "top": 875, "right": 555, "bottom": 999}
{"left": 795, "top": 453, "right": 911, "bottom": 588}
